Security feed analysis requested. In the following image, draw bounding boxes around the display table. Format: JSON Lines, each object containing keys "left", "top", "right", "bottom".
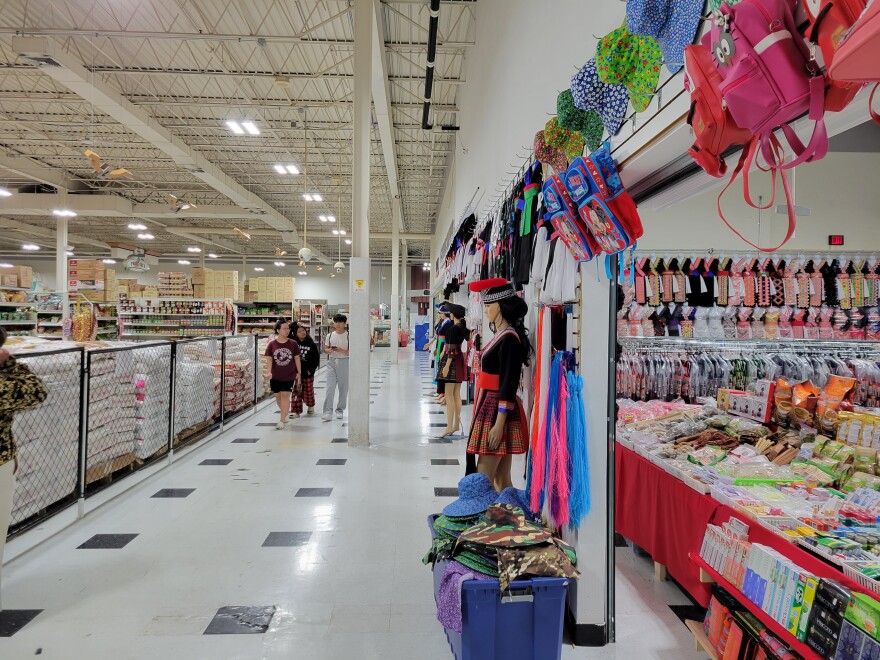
{"left": 615, "top": 445, "right": 718, "bottom": 607}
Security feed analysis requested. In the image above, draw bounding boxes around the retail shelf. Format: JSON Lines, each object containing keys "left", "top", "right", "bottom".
{"left": 0, "top": 302, "right": 35, "bottom": 308}
{"left": 684, "top": 620, "right": 719, "bottom": 660}
{"left": 120, "top": 333, "right": 226, "bottom": 339}
{"left": 36, "top": 310, "right": 64, "bottom": 315}
{"left": 123, "top": 321, "right": 223, "bottom": 327}
{"left": 97, "top": 317, "right": 118, "bottom": 321}
{"left": 237, "top": 322, "right": 276, "bottom": 326}
{"left": 0, "top": 320, "right": 37, "bottom": 326}
{"left": 96, "top": 328, "right": 117, "bottom": 334}
{"left": 0, "top": 286, "right": 33, "bottom": 292}
{"left": 119, "top": 312, "right": 222, "bottom": 317}
{"left": 38, "top": 322, "right": 62, "bottom": 327}
{"left": 689, "top": 553, "right": 821, "bottom": 660}
{"left": 126, "top": 298, "right": 223, "bottom": 302}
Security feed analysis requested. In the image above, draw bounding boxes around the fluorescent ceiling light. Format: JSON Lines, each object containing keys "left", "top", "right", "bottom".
{"left": 339, "top": 230, "right": 346, "bottom": 235}
{"left": 302, "top": 194, "right": 313, "bottom": 201}
{"left": 298, "top": 271, "right": 307, "bottom": 275}
{"left": 137, "top": 233, "right": 154, "bottom": 240}
{"left": 52, "top": 209, "right": 76, "bottom": 217}
{"left": 22, "top": 244, "right": 40, "bottom": 251}
{"left": 127, "top": 223, "right": 147, "bottom": 230}
{"left": 274, "top": 261, "right": 285, "bottom": 267}
{"left": 274, "top": 164, "right": 287, "bottom": 174}
{"left": 345, "top": 239, "right": 352, "bottom": 245}
{"left": 327, "top": 215, "right": 335, "bottom": 223}
{"left": 178, "top": 260, "right": 191, "bottom": 265}
{"left": 102, "top": 259, "right": 116, "bottom": 264}
{"left": 0, "top": 263, "right": 13, "bottom": 268}
{"left": 332, "top": 229, "right": 340, "bottom": 236}
{"left": 226, "top": 120, "right": 244, "bottom": 134}
{"left": 319, "top": 215, "right": 327, "bottom": 222}
{"left": 423, "top": 262, "right": 429, "bottom": 267}
{"left": 66, "top": 251, "right": 74, "bottom": 256}
{"left": 254, "top": 267, "right": 264, "bottom": 272}
{"left": 286, "top": 165, "right": 299, "bottom": 174}
{"left": 311, "top": 194, "right": 322, "bottom": 202}
{"left": 0, "top": 188, "right": 12, "bottom": 197}
{"left": 207, "top": 253, "right": 218, "bottom": 259}
{"left": 241, "top": 121, "right": 260, "bottom": 135}
{"left": 187, "top": 246, "right": 202, "bottom": 253}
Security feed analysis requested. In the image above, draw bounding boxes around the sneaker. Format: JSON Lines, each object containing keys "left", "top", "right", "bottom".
{"left": 307, "top": 407, "right": 315, "bottom": 415}
{"left": 335, "top": 411, "right": 344, "bottom": 419}
{"left": 275, "top": 422, "right": 286, "bottom": 430}
{"left": 289, "top": 413, "right": 300, "bottom": 419}
{"left": 322, "top": 414, "right": 332, "bottom": 422}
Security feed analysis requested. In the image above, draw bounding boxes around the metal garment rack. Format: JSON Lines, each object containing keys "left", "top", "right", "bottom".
{"left": 618, "top": 336, "right": 880, "bottom": 355}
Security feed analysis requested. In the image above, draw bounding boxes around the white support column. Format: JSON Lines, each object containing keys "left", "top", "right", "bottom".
{"left": 400, "top": 245, "right": 409, "bottom": 330}
{"left": 348, "top": 0, "right": 372, "bottom": 448}
{"left": 390, "top": 202, "right": 400, "bottom": 362}
{"left": 56, "top": 215, "right": 69, "bottom": 320}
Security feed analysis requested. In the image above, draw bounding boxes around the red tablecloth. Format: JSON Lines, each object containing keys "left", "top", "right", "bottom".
{"left": 615, "top": 446, "right": 718, "bottom": 607}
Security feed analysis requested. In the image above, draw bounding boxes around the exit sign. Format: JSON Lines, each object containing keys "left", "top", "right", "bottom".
{"left": 829, "top": 235, "right": 845, "bottom": 246}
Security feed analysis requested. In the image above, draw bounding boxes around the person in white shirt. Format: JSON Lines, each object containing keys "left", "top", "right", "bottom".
{"left": 322, "top": 314, "right": 350, "bottom": 421}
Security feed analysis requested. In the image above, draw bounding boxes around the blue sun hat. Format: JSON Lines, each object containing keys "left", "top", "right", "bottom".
{"left": 626, "top": 0, "right": 705, "bottom": 74}
{"left": 570, "top": 58, "right": 629, "bottom": 138}
{"left": 442, "top": 473, "right": 499, "bottom": 517}
{"left": 494, "top": 487, "right": 540, "bottom": 520}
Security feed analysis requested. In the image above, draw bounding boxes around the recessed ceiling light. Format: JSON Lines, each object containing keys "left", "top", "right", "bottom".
{"left": 22, "top": 244, "right": 40, "bottom": 251}
{"left": 332, "top": 229, "right": 340, "bottom": 236}
{"left": 339, "top": 230, "right": 346, "bottom": 235}
{"left": 226, "top": 120, "right": 244, "bottom": 134}
{"left": 0, "top": 263, "right": 14, "bottom": 268}
{"left": 178, "top": 259, "right": 191, "bottom": 265}
{"left": 207, "top": 253, "right": 218, "bottom": 259}
{"left": 128, "top": 223, "right": 147, "bottom": 230}
{"left": 0, "top": 188, "right": 12, "bottom": 197}
{"left": 274, "top": 164, "right": 287, "bottom": 174}
{"left": 102, "top": 259, "right": 117, "bottom": 264}
{"left": 298, "top": 271, "right": 307, "bottom": 275}
{"left": 137, "top": 233, "right": 154, "bottom": 240}
{"left": 52, "top": 209, "right": 76, "bottom": 217}
{"left": 311, "top": 194, "right": 322, "bottom": 202}
{"left": 327, "top": 215, "right": 335, "bottom": 223}
{"left": 345, "top": 239, "right": 352, "bottom": 245}
{"left": 187, "top": 246, "right": 202, "bottom": 253}
{"left": 319, "top": 215, "right": 327, "bottom": 222}
{"left": 274, "top": 261, "right": 285, "bottom": 267}
{"left": 302, "top": 194, "right": 313, "bottom": 202}
{"left": 254, "top": 267, "right": 264, "bottom": 272}
{"left": 286, "top": 165, "right": 299, "bottom": 174}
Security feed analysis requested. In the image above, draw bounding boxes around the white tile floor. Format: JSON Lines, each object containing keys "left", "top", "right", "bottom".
{"left": 0, "top": 349, "right": 704, "bottom": 659}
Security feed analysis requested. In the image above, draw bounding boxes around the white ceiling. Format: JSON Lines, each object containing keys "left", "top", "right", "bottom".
{"left": 0, "top": 0, "right": 476, "bottom": 264}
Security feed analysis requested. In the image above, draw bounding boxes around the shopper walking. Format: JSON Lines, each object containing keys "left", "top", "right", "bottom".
{"left": 0, "top": 327, "right": 47, "bottom": 610}
{"left": 291, "top": 324, "right": 320, "bottom": 418}
{"left": 322, "top": 314, "right": 350, "bottom": 421}
{"left": 264, "top": 319, "right": 301, "bottom": 430}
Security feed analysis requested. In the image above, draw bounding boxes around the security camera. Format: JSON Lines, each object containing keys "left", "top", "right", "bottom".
{"left": 334, "top": 260, "right": 344, "bottom": 273}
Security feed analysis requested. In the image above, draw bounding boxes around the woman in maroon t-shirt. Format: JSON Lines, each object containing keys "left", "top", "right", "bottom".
{"left": 264, "top": 319, "right": 302, "bottom": 429}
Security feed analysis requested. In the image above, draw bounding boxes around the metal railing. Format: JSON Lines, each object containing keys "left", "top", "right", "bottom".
{"left": 7, "top": 334, "right": 272, "bottom": 537}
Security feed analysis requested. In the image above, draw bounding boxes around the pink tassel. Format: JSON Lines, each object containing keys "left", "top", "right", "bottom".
{"left": 549, "top": 375, "right": 570, "bottom": 527}
{"left": 529, "top": 391, "right": 548, "bottom": 512}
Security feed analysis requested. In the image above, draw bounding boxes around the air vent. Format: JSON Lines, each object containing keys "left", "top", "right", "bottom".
{"left": 21, "top": 55, "right": 61, "bottom": 67}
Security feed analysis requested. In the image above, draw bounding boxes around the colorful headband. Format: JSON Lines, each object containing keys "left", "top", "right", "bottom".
{"left": 469, "top": 277, "right": 517, "bottom": 303}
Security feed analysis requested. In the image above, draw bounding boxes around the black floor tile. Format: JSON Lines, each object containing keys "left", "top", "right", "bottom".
{"left": 152, "top": 488, "right": 196, "bottom": 498}
{"left": 204, "top": 606, "right": 276, "bottom": 635}
{"left": 0, "top": 610, "right": 42, "bottom": 637}
{"left": 434, "top": 487, "right": 459, "bottom": 497}
{"left": 200, "top": 459, "right": 233, "bottom": 466}
{"left": 429, "top": 411, "right": 445, "bottom": 415}
{"left": 431, "top": 459, "right": 460, "bottom": 466}
{"left": 295, "top": 488, "right": 333, "bottom": 497}
{"left": 668, "top": 605, "right": 707, "bottom": 627}
{"left": 428, "top": 438, "right": 453, "bottom": 444}
{"left": 429, "top": 423, "right": 448, "bottom": 427}
{"left": 77, "top": 533, "right": 139, "bottom": 550}
{"left": 232, "top": 438, "right": 259, "bottom": 444}
{"left": 331, "top": 438, "right": 348, "bottom": 443}
{"left": 614, "top": 532, "right": 628, "bottom": 547}
{"left": 262, "top": 532, "right": 312, "bottom": 548}
{"left": 256, "top": 423, "right": 277, "bottom": 427}
{"left": 317, "top": 459, "right": 347, "bottom": 466}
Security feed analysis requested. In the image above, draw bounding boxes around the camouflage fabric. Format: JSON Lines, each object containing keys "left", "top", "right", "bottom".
{"left": 497, "top": 544, "right": 580, "bottom": 592}
{"left": 434, "top": 514, "right": 479, "bottom": 538}
{"left": 423, "top": 536, "right": 455, "bottom": 567}
{"left": 554, "top": 537, "right": 578, "bottom": 566}
{"left": 455, "top": 550, "right": 499, "bottom": 577}
{"left": 457, "top": 504, "right": 552, "bottom": 548}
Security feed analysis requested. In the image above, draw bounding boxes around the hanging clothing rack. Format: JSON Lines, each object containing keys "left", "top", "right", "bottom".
{"left": 633, "top": 249, "right": 880, "bottom": 262}
{"left": 618, "top": 336, "right": 880, "bottom": 354}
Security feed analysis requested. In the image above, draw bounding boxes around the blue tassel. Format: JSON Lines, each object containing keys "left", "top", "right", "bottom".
{"left": 566, "top": 372, "right": 591, "bottom": 526}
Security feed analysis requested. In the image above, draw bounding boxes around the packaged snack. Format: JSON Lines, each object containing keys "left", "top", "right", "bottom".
{"left": 793, "top": 381, "right": 820, "bottom": 412}
{"left": 854, "top": 446, "right": 877, "bottom": 473}
{"left": 819, "top": 410, "right": 839, "bottom": 437}
{"left": 817, "top": 375, "right": 857, "bottom": 418}
{"left": 776, "top": 378, "right": 793, "bottom": 404}
{"left": 821, "top": 440, "right": 845, "bottom": 459}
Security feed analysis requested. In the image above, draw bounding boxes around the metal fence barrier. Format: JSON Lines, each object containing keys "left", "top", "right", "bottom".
{"left": 6, "top": 334, "right": 271, "bottom": 538}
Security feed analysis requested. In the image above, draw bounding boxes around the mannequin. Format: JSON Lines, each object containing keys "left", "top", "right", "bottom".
{"left": 435, "top": 304, "right": 469, "bottom": 438}
{"left": 0, "top": 327, "right": 48, "bottom": 609}
{"left": 465, "top": 279, "right": 533, "bottom": 491}
{"left": 433, "top": 306, "right": 452, "bottom": 404}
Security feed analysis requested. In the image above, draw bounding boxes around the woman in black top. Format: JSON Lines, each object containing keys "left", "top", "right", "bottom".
{"left": 291, "top": 324, "right": 321, "bottom": 418}
{"left": 436, "top": 304, "right": 469, "bottom": 438}
{"left": 466, "top": 279, "right": 533, "bottom": 490}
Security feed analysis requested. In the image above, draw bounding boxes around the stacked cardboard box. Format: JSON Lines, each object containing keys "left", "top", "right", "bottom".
{"left": 67, "top": 260, "right": 118, "bottom": 302}
{"left": 192, "top": 268, "right": 239, "bottom": 300}
{"left": 246, "top": 276, "right": 295, "bottom": 303}
{"left": 0, "top": 265, "right": 33, "bottom": 289}
{"left": 157, "top": 271, "right": 193, "bottom": 298}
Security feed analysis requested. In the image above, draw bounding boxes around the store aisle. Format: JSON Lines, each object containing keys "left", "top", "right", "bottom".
{"left": 1, "top": 349, "right": 700, "bottom": 659}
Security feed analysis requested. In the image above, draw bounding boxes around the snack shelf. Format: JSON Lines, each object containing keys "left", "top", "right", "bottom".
{"left": 0, "top": 302, "right": 35, "bottom": 308}
{"left": 841, "top": 562, "right": 880, "bottom": 598}
{"left": 122, "top": 322, "right": 225, "bottom": 328}
{"left": 36, "top": 310, "right": 63, "bottom": 315}
{"left": 0, "top": 320, "right": 37, "bottom": 326}
{"left": 684, "top": 619, "right": 720, "bottom": 660}
{"left": 119, "top": 332, "right": 227, "bottom": 339}
{"left": 0, "top": 286, "right": 33, "bottom": 292}
{"left": 38, "top": 322, "right": 62, "bottom": 328}
{"left": 689, "top": 552, "right": 821, "bottom": 660}
{"left": 119, "top": 312, "right": 220, "bottom": 317}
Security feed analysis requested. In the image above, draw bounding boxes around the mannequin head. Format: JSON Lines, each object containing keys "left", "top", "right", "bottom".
{"left": 485, "top": 295, "right": 532, "bottom": 365}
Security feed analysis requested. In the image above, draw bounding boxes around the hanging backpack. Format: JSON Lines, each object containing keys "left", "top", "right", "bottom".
{"left": 683, "top": 43, "right": 754, "bottom": 177}
{"left": 829, "top": 0, "right": 880, "bottom": 122}
{"left": 541, "top": 174, "right": 599, "bottom": 262}
{"left": 702, "top": 0, "right": 828, "bottom": 171}
{"left": 803, "top": 0, "right": 868, "bottom": 111}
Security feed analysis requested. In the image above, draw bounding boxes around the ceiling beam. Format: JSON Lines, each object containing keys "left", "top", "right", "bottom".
{"left": 0, "top": 153, "right": 88, "bottom": 192}
{"left": 0, "top": 216, "right": 110, "bottom": 249}
{"left": 163, "top": 225, "right": 431, "bottom": 240}
{"left": 11, "top": 36, "right": 332, "bottom": 263}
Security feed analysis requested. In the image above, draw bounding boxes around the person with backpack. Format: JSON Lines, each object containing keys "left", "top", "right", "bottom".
{"left": 264, "top": 318, "right": 302, "bottom": 430}
{"left": 322, "top": 314, "right": 350, "bottom": 421}
{"left": 291, "top": 324, "right": 320, "bottom": 418}
{"left": 0, "top": 327, "right": 48, "bottom": 608}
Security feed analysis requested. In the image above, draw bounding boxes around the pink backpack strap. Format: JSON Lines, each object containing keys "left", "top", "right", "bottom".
{"left": 761, "top": 76, "right": 828, "bottom": 170}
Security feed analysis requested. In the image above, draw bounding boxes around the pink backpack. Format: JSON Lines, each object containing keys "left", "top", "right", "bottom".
{"left": 703, "top": 0, "right": 828, "bottom": 171}
{"left": 830, "top": 0, "right": 880, "bottom": 83}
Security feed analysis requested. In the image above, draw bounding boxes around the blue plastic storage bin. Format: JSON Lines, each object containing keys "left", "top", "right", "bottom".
{"left": 415, "top": 323, "right": 430, "bottom": 351}
{"left": 428, "top": 515, "right": 570, "bottom": 660}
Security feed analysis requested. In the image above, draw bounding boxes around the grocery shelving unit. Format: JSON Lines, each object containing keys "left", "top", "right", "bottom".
{"left": 0, "top": 286, "right": 37, "bottom": 336}
{"left": 118, "top": 298, "right": 229, "bottom": 340}
{"left": 234, "top": 301, "right": 293, "bottom": 335}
